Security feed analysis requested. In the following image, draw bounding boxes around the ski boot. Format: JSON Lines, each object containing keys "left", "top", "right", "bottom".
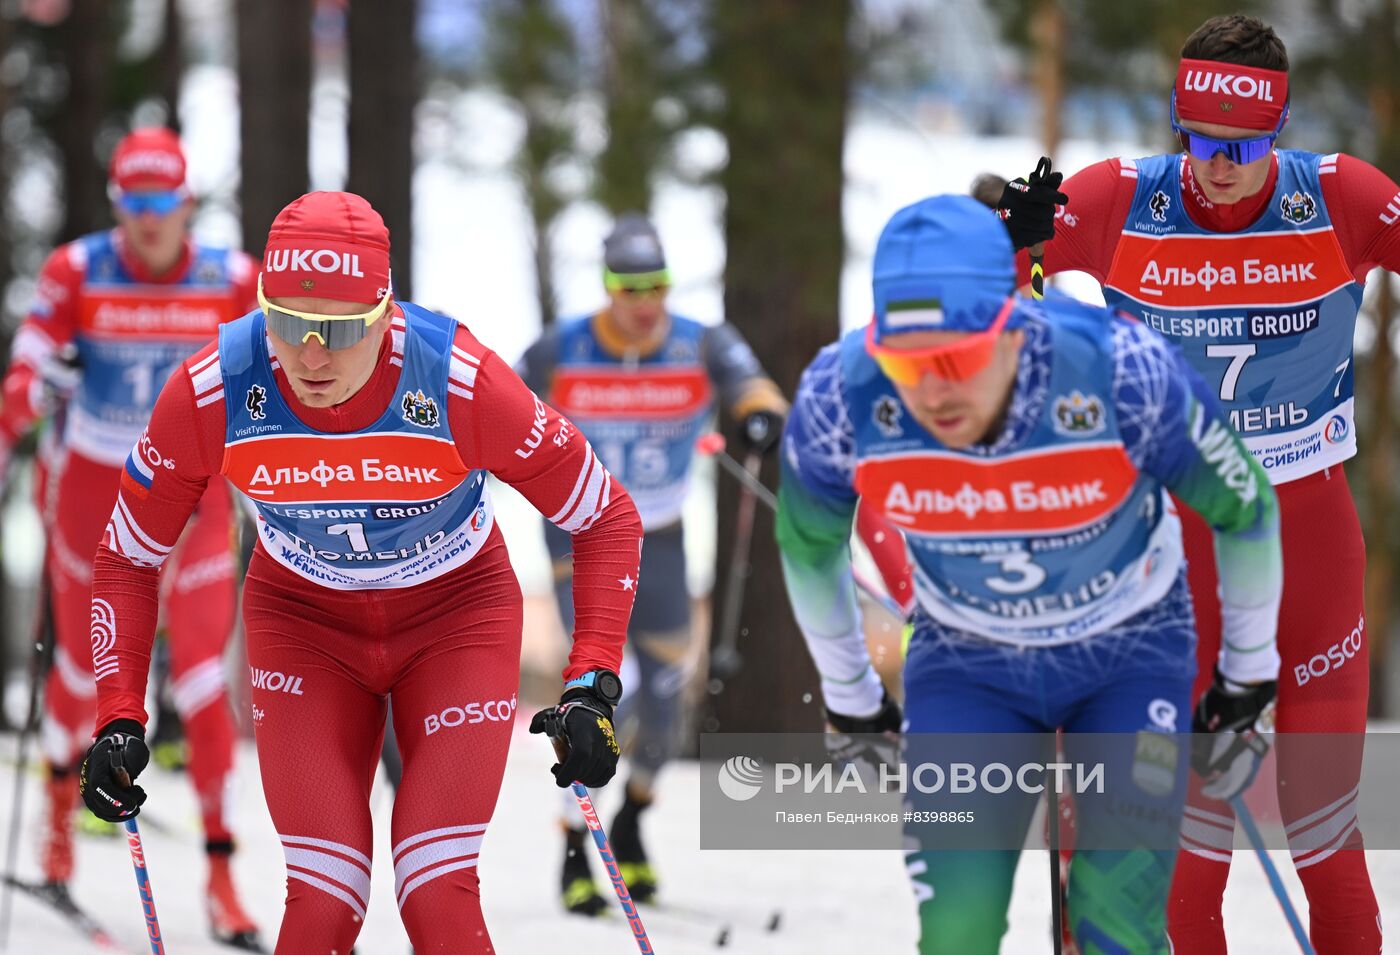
{"left": 611, "top": 785, "right": 657, "bottom": 904}
{"left": 206, "top": 843, "right": 265, "bottom": 951}
{"left": 561, "top": 825, "right": 607, "bottom": 916}
{"left": 39, "top": 767, "right": 76, "bottom": 884}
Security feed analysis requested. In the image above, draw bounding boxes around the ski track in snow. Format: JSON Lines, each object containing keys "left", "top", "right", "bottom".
{"left": 2, "top": 723, "right": 1395, "bottom": 954}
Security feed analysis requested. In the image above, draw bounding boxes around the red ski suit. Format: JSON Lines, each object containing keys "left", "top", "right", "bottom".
{"left": 1031, "top": 152, "right": 1400, "bottom": 954}
{"left": 89, "top": 306, "right": 642, "bottom": 953}
{"left": 0, "top": 233, "right": 254, "bottom": 855}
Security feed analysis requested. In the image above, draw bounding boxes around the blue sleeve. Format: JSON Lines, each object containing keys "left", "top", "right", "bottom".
{"left": 779, "top": 342, "right": 858, "bottom": 503}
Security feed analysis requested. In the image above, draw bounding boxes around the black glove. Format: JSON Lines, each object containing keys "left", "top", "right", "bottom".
{"left": 826, "top": 690, "right": 903, "bottom": 735}
{"left": 995, "top": 156, "right": 1069, "bottom": 251}
{"left": 529, "top": 687, "right": 621, "bottom": 788}
{"left": 741, "top": 409, "right": 784, "bottom": 455}
{"left": 79, "top": 719, "right": 149, "bottom": 822}
{"left": 825, "top": 690, "right": 903, "bottom": 776}
{"left": 40, "top": 344, "right": 82, "bottom": 407}
{"left": 1191, "top": 667, "right": 1276, "bottom": 801}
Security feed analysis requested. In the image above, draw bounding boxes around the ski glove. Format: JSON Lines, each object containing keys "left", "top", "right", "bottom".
{"left": 530, "top": 687, "right": 622, "bottom": 788}
{"left": 1192, "top": 667, "right": 1277, "bottom": 801}
{"left": 995, "top": 156, "right": 1069, "bottom": 251}
{"left": 741, "top": 409, "right": 784, "bottom": 455}
{"left": 825, "top": 689, "right": 903, "bottom": 776}
{"left": 41, "top": 344, "right": 83, "bottom": 407}
{"left": 80, "top": 719, "right": 149, "bottom": 822}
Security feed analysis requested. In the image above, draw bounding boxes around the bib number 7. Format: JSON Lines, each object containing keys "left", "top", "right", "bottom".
{"left": 1205, "top": 343, "right": 1257, "bottom": 402}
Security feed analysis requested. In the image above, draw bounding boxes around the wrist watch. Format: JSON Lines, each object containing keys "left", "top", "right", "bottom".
{"left": 566, "top": 669, "right": 623, "bottom": 707}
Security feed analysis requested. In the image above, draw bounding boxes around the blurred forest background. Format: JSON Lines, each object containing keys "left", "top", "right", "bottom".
{"left": 0, "top": 0, "right": 1397, "bottom": 731}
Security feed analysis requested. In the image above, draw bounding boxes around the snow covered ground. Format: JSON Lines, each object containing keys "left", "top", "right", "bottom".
{"left": 2, "top": 721, "right": 1395, "bottom": 954}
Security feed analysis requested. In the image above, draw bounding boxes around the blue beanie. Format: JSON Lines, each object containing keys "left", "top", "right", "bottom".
{"left": 872, "top": 194, "right": 1016, "bottom": 341}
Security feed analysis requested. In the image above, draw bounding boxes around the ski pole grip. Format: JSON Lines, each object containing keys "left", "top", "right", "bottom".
{"left": 110, "top": 746, "right": 131, "bottom": 789}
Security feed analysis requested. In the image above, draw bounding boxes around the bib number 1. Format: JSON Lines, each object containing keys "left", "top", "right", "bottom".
{"left": 328, "top": 522, "right": 370, "bottom": 553}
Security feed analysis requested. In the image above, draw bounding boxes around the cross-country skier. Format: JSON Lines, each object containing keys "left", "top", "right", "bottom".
{"left": 76, "top": 191, "right": 643, "bottom": 953}
{"left": 998, "top": 15, "right": 1397, "bottom": 951}
{"left": 517, "top": 212, "right": 788, "bottom": 913}
{"left": 0, "top": 127, "right": 262, "bottom": 947}
{"left": 776, "top": 194, "right": 1283, "bottom": 953}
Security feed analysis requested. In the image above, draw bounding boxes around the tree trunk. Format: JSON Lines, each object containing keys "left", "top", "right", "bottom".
{"left": 347, "top": 0, "right": 418, "bottom": 300}
{"left": 159, "top": 0, "right": 184, "bottom": 134}
{"left": 1032, "top": 0, "right": 1065, "bottom": 158}
{"left": 708, "top": 0, "right": 851, "bottom": 733}
{"left": 596, "top": 0, "right": 658, "bottom": 214}
{"left": 236, "top": 0, "right": 312, "bottom": 256}
{"left": 57, "top": 0, "right": 112, "bottom": 242}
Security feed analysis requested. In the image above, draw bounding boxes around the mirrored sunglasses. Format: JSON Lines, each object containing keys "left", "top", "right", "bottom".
{"left": 257, "top": 275, "right": 391, "bottom": 351}
{"left": 866, "top": 298, "right": 1015, "bottom": 385}
{"left": 1170, "top": 91, "right": 1288, "bottom": 165}
{"left": 113, "top": 188, "right": 186, "bottom": 217}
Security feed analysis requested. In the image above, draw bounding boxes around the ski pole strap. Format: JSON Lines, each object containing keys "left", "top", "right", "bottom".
{"left": 122, "top": 819, "right": 165, "bottom": 954}
{"left": 1230, "top": 796, "right": 1315, "bottom": 955}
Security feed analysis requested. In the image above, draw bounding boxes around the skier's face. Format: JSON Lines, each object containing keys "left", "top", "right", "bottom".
{"left": 608, "top": 285, "right": 669, "bottom": 341}
{"left": 265, "top": 296, "right": 391, "bottom": 407}
{"left": 112, "top": 177, "right": 193, "bottom": 276}
{"left": 1179, "top": 119, "right": 1274, "bottom": 205}
{"left": 883, "top": 328, "right": 1025, "bottom": 449}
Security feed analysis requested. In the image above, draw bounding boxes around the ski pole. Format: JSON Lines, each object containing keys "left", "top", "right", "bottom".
{"left": 1046, "top": 733, "right": 1063, "bottom": 955}
{"left": 1030, "top": 241, "right": 1046, "bottom": 300}
{"left": 113, "top": 750, "right": 164, "bottom": 955}
{"left": 1231, "top": 795, "right": 1315, "bottom": 955}
{"left": 547, "top": 738, "right": 653, "bottom": 953}
{"left": 696, "top": 433, "right": 906, "bottom": 620}
{"left": 711, "top": 449, "right": 762, "bottom": 680}
{"left": 0, "top": 572, "right": 54, "bottom": 950}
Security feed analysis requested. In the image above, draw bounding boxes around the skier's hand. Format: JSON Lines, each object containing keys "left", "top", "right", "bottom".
{"left": 995, "top": 156, "right": 1068, "bottom": 251}
{"left": 79, "top": 719, "right": 150, "bottom": 822}
{"left": 741, "top": 409, "right": 784, "bottom": 455}
{"left": 825, "top": 690, "right": 903, "bottom": 777}
{"left": 530, "top": 687, "right": 621, "bottom": 789}
{"left": 40, "top": 344, "right": 82, "bottom": 407}
{"left": 1192, "top": 667, "right": 1276, "bottom": 801}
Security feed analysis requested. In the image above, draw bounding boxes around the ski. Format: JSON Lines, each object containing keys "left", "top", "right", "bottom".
{"left": 213, "top": 926, "right": 268, "bottom": 952}
{"left": 637, "top": 901, "right": 783, "bottom": 948}
{"left": 4, "top": 875, "right": 127, "bottom": 951}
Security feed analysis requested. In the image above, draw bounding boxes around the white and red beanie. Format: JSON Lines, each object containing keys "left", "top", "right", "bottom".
{"left": 261, "top": 191, "right": 391, "bottom": 304}
{"left": 108, "top": 127, "right": 187, "bottom": 191}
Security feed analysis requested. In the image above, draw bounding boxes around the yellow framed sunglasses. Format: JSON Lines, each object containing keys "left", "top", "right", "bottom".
{"left": 257, "top": 274, "right": 392, "bottom": 350}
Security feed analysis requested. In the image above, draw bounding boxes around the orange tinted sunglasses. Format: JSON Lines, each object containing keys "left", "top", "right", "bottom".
{"left": 865, "top": 297, "right": 1016, "bottom": 384}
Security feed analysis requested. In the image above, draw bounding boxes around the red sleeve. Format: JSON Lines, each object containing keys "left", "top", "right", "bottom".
{"left": 1320, "top": 154, "right": 1400, "bottom": 282}
{"left": 0, "top": 245, "right": 82, "bottom": 444}
{"left": 1015, "top": 157, "right": 1136, "bottom": 287}
{"left": 92, "top": 342, "right": 225, "bottom": 731}
{"left": 855, "top": 502, "right": 915, "bottom": 617}
{"left": 447, "top": 326, "right": 643, "bottom": 683}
